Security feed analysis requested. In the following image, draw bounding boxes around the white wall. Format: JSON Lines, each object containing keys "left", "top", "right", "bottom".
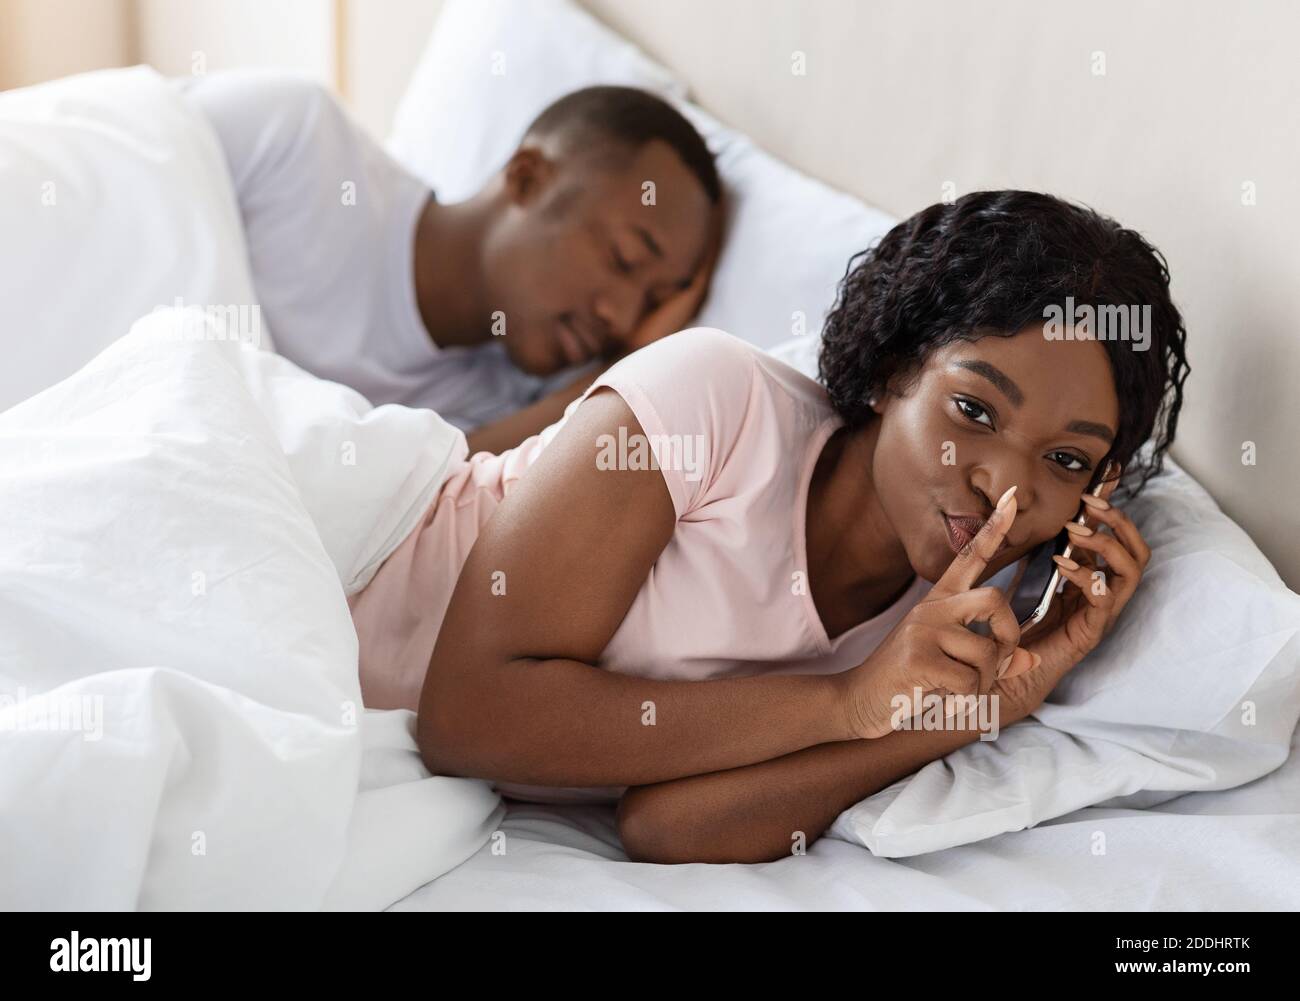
{"left": 0, "top": 0, "right": 441, "bottom": 141}
{"left": 341, "top": 0, "right": 444, "bottom": 140}
{"left": 133, "top": 0, "right": 335, "bottom": 84}
{"left": 0, "top": 0, "right": 135, "bottom": 89}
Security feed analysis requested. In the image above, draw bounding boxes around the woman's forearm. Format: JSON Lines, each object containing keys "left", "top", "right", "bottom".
{"left": 616, "top": 719, "right": 987, "bottom": 864}
{"left": 418, "top": 658, "right": 855, "bottom": 788}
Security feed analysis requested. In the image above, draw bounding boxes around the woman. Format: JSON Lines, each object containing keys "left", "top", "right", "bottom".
{"left": 349, "top": 190, "right": 1190, "bottom": 864}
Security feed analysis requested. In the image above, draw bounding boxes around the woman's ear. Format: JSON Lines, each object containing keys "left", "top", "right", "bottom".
{"left": 870, "top": 368, "right": 913, "bottom": 415}
{"left": 868, "top": 377, "right": 900, "bottom": 415}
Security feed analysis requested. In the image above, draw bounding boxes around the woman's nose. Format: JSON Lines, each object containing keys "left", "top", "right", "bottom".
{"left": 980, "top": 460, "right": 1038, "bottom": 516}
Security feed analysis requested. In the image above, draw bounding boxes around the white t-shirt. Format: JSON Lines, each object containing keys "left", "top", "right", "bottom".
{"left": 178, "top": 68, "right": 546, "bottom": 431}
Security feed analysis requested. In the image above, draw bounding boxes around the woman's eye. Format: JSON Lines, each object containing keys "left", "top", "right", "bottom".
{"left": 954, "top": 398, "right": 1089, "bottom": 473}
{"left": 955, "top": 398, "right": 993, "bottom": 427}
{"left": 1050, "top": 451, "right": 1090, "bottom": 473}
{"left": 611, "top": 248, "right": 632, "bottom": 274}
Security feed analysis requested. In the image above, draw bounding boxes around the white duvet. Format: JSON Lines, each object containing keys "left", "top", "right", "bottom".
{"left": 0, "top": 65, "right": 503, "bottom": 910}
{"left": 0, "top": 312, "right": 502, "bottom": 909}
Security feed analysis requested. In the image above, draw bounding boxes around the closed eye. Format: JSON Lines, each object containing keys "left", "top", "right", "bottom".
{"left": 611, "top": 247, "right": 632, "bottom": 274}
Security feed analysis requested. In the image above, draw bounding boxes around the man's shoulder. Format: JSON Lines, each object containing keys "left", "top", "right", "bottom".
{"left": 182, "top": 68, "right": 341, "bottom": 126}
{"left": 181, "top": 69, "right": 368, "bottom": 190}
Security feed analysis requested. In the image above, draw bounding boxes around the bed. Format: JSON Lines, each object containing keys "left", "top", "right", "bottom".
{"left": 395, "top": 715, "right": 1300, "bottom": 911}
{"left": 381, "top": 0, "right": 1300, "bottom": 910}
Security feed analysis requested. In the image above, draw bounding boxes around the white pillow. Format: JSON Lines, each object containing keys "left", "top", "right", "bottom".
{"left": 387, "top": 0, "right": 896, "bottom": 353}
{"left": 772, "top": 322, "right": 1300, "bottom": 850}
{"left": 0, "top": 65, "right": 264, "bottom": 413}
{"left": 389, "top": 0, "right": 686, "bottom": 202}
{"left": 388, "top": 0, "right": 1300, "bottom": 856}
{"left": 832, "top": 451, "right": 1300, "bottom": 855}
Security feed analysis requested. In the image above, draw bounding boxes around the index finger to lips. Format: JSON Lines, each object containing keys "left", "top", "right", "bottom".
{"left": 931, "top": 486, "right": 1018, "bottom": 597}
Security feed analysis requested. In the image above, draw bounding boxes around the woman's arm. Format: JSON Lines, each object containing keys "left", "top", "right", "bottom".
{"left": 616, "top": 720, "right": 986, "bottom": 865}
{"left": 418, "top": 388, "right": 856, "bottom": 787}
{"left": 615, "top": 490, "right": 1139, "bottom": 865}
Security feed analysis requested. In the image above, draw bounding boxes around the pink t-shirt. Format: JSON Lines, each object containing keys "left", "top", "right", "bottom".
{"left": 349, "top": 328, "right": 932, "bottom": 801}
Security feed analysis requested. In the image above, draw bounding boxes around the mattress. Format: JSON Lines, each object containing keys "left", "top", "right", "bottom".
{"left": 391, "top": 718, "right": 1300, "bottom": 911}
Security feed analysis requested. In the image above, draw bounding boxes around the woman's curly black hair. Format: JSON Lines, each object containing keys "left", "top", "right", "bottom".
{"left": 818, "top": 190, "right": 1190, "bottom": 498}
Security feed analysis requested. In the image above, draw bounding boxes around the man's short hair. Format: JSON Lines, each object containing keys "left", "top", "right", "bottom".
{"left": 522, "top": 86, "right": 721, "bottom": 203}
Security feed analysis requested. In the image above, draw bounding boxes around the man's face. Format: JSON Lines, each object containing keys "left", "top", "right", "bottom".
{"left": 870, "top": 325, "right": 1121, "bottom": 585}
{"left": 480, "top": 140, "right": 714, "bottom": 375}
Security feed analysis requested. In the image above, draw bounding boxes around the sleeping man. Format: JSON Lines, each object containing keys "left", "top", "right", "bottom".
{"left": 178, "top": 71, "right": 723, "bottom": 453}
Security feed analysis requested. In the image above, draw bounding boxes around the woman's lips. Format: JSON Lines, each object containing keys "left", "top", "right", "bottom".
{"left": 943, "top": 512, "right": 1009, "bottom": 557}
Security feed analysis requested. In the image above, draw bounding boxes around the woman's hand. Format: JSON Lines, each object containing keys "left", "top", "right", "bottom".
{"left": 997, "top": 464, "right": 1151, "bottom": 722}
{"left": 841, "top": 486, "right": 1037, "bottom": 739}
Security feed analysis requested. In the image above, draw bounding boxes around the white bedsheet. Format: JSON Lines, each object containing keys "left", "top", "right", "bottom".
{"left": 391, "top": 718, "right": 1300, "bottom": 911}
{"left": 0, "top": 316, "right": 502, "bottom": 910}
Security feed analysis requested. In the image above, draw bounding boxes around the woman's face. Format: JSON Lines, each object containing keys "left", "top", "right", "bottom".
{"left": 871, "top": 324, "right": 1121, "bottom": 584}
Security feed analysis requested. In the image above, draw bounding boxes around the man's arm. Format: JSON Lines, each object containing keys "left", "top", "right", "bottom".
{"left": 465, "top": 362, "right": 605, "bottom": 455}
{"left": 616, "top": 721, "right": 986, "bottom": 865}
